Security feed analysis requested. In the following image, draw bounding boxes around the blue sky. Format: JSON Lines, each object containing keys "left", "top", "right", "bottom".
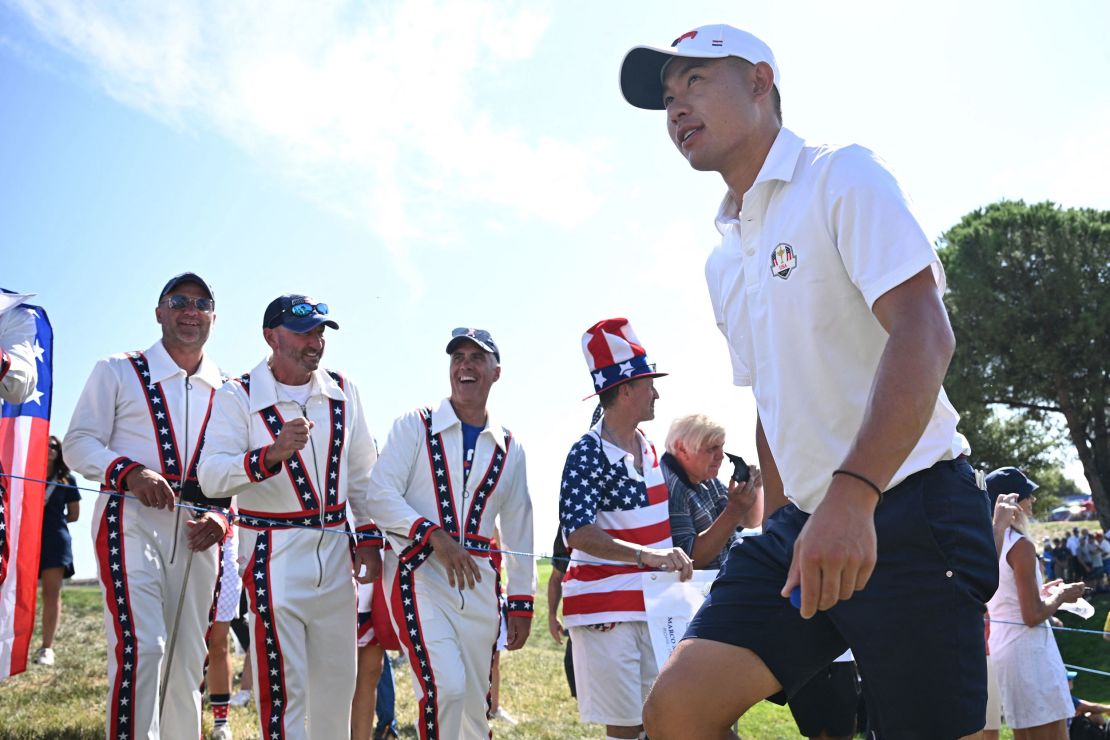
{"left": 3, "top": 0, "right": 1107, "bottom": 579}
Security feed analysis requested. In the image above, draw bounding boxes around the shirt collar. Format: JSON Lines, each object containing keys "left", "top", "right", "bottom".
{"left": 715, "top": 126, "right": 805, "bottom": 233}
{"left": 590, "top": 418, "right": 653, "bottom": 468}
{"left": 246, "top": 356, "right": 346, "bottom": 412}
{"left": 144, "top": 339, "right": 224, "bottom": 388}
{"left": 431, "top": 397, "right": 507, "bottom": 452}
{"left": 661, "top": 451, "right": 695, "bottom": 487}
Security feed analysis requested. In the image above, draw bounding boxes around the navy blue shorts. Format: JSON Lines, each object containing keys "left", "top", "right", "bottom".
{"left": 686, "top": 459, "right": 997, "bottom": 739}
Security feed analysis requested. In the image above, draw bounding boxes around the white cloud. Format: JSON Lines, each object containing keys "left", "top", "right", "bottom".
{"left": 11, "top": 0, "right": 607, "bottom": 290}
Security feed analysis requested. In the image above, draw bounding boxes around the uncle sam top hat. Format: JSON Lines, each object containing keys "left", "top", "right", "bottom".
{"left": 581, "top": 318, "right": 667, "bottom": 399}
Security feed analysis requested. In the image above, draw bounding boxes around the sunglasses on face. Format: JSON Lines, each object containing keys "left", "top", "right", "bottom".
{"left": 288, "top": 302, "right": 328, "bottom": 317}
{"left": 163, "top": 295, "right": 215, "bottom": 312}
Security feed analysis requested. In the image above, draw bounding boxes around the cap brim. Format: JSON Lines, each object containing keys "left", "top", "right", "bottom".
{"left": 620, "top": 45, "right": 730, "bottom": 110}
{"left": 581, "top": 371, "right": 668, "bottom": 401}
{"left": 446, "top": 336, "right": 497, "bottom": 358}
{"left": 282, "top": 315, "right": 339, "bottom": 333}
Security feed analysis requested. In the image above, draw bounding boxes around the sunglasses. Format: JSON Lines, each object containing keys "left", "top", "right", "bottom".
{"left": 163, "top": 294, "right": 215, "bottom": 312}
{"left": 288, "top": 302, "right": 329, "bottom": 318}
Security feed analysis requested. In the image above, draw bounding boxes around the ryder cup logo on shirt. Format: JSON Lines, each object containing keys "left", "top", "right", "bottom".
{"left": 770, "top": 243, "right": 797, "bottom": 279}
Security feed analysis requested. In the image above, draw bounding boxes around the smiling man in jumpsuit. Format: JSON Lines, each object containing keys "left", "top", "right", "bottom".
{"left": 366, "top": 327, "right": 536, "bottom": 740}
{"left": 198, "top": 294, "right": 381, "bottom": 740}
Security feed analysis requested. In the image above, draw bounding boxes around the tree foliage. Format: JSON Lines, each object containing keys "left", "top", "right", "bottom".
{"left": 939, "top": 201, "right": 1110, "bottom": 527}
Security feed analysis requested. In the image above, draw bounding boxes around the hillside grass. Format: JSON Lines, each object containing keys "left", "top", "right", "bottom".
{"left": 5, "top": 560, "right": 1108, "bottom": 738}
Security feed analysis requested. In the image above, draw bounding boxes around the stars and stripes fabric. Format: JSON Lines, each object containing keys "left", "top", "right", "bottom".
{"left": 558, "top": 423, "right": 672, "bottom": 627}
{"left": 580, "top": 318, "right": 667, "bottom": 399}
{"left": 0, "top": 300, "right": 52, "bottom": 681}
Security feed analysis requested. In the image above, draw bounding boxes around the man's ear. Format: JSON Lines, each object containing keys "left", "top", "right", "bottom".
{"left": 751, "top": 61, "right": 775, "bottom": 99}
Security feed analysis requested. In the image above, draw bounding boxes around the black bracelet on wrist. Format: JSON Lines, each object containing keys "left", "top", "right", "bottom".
{"left": 832, "top": 469, "right": 884, "bottom": 504}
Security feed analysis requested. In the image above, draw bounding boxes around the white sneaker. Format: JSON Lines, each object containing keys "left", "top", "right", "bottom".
{"left": 228, "top": 689, "right": 252, "bottom": 707}
{"left": 487, "top": 707, "right": 517, "bottom": 725}
{"left": 33, "top": 647, "right": 55, "bottom": 666}
{"left": 209, "top": 724, "right": 233, "bottom": 740}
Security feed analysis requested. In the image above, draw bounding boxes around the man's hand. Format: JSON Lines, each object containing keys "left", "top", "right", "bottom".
{"left": 185, "top": 513, "right": 226, "bottom": 551}
{"left": 639, "top": 547, "right": 694, "bottom": 582}
{"left": 124, "top": 466, "right": 176, "bottom": 510}
{"left": 505, "top": 615, "right": 532, "bottom": 651}
{"left": 265, "top": 417, "right": 314, "bottom": 468}
{"left": 782, "top": 477, "right": 878, "bottom": 618}
{"left": 353, "top": 546, "right": 382, "bottom": 585}
{"left": 429, "top": 529, "right": 483, "bottom": 589}
{"left": 548, "top": 613, "right": 565, "bottom": 644}
{"left": 724, "top": 467, "right": 762, "bottom": 521}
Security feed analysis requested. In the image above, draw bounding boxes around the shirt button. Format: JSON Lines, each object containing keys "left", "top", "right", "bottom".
{"left": 945, "top": 570, "right": 953, "bottom": 578}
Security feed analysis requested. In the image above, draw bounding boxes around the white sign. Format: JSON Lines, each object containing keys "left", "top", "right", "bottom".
{"left": 642, "top": 570, "right": 718, "bottom": 672}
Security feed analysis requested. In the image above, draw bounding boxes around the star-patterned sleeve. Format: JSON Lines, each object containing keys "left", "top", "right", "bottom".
{"left": 558, "top": 434, "right": 603, "bottom": 538}
{"left": 197, "top": 380, "right": 262, "bottom": 499}
{"left": 0, "top": 306, "right": 38, "bottom": 404}
{"left": 63, "top": 359, "right": 135, "bottom": 488}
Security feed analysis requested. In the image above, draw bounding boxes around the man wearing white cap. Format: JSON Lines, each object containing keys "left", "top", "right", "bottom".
{"left": 366, "top": 327, "right": 535, "bottom": 740}
{"left": 559, "top": 318, "right": 692, "bottom": 740}
{"left": 621, "top": 26, "right": 996, "bottom": 739}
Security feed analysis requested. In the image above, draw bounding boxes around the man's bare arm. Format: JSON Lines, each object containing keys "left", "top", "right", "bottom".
{"left": 784, "top": 267, "right": 957, "bottom": 617}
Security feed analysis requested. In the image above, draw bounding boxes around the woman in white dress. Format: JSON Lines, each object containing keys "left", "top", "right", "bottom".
{"left": 985, "top": 467, "right": 1086, "bottom": 739}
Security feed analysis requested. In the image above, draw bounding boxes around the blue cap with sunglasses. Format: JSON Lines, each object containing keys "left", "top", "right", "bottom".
{"left": 263, "top": 294, "right": 339, "bottom": 333}
{"left": 446, "top": 327, "right": 500, "bottom": 362}
{"left": 159, "top": 272, "right": 214, "bottom": 301}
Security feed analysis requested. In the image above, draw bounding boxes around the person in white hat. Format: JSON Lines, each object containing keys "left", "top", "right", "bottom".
{"left": 558, "top": 318, "right": 692, "bottom": 740}
{"left": 620, "top": 25, "right": 996, "bottom": 739}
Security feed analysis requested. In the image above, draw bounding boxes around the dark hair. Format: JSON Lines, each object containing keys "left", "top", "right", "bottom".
{"left": 48, "top": 435, "right": 71, "bottom": 482}
{"left": 597, "top": 385, "right": 621, "bottom": 409}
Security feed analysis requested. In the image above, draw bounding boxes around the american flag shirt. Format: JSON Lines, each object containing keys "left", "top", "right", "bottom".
{"left": 559, "top": 420, "right": 672, "bottom": 626}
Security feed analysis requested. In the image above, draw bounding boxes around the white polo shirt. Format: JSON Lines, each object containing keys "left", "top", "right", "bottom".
{"left": 705, "top": 127, "right": 968, "bottom": 514}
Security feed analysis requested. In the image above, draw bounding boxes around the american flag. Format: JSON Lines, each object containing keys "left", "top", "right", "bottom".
{"left": 0, "top": 299, "right": 53, "bottom": 681}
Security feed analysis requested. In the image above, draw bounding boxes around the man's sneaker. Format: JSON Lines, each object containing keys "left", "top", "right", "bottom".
{"left": 33, "top": 647, "right": 55, "bottom": 666}
{"left": 228, "top": 689, "right": 252, "bottom": 707}
{"left": 209, "top": 725, "right": 233, "bottom": 740}
{"left": 487, "top": 707, "right": 517, "bottom": 725}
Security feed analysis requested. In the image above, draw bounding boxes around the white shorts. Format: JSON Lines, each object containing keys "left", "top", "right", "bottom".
{"left": 569, "top": 621, "right": 657, "bottom": 727}
{"left": 214, "top": 529, "right": 242, "bottom": 623}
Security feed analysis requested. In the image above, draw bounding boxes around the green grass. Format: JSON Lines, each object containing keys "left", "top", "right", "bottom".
{"left": 3, "top": 562, "right": 1106, "bottom": 738}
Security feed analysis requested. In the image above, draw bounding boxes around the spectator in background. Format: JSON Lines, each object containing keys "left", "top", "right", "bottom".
{"left": 1042, "top": 538, "right": 1055, "bottom": 580}
{"left": 1067, "top": 670, "right": 1110, "bottom": 738}
{"left": 1098, "top": 532, "right": 1110, "bottom": 582}
{"left": 546, "top": 527, "right": 576, "bottom": 699}
{"left": 985, "top": 467, "right": 1085, "bottom": 739}
{"left": 1079, "top": 530, "right": 1105, "bottom": 591}
{"left": 1054, "top": 538, "right": 1074, "bottom": 584}
{"left": 1068, "top": 527, "right": 1082, "bottom": 557}
{"left": 34, "top": 435, "right": 80, "bottom": 667}
{"left": 661, "top": 414, "right": 762, "bottom": 569}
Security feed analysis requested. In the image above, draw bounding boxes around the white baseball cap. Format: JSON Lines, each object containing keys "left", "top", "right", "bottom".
{"left": 620, "top": 24, "right": 780, "bottom": 110}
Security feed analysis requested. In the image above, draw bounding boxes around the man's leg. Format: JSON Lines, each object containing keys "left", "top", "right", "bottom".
{"left": 94, "top": 496, "right": 171, "bottom": 739}
{"left": 160, "top": 517, "right": 220, "bottom": 740}
{"left": 644, "top": 638, "right": 778, "bottom": 739}
{"left": 206, "top": 621, "right": 234, "bottom": 737}
{"left": 352, "top": 643, "right": 385, "bottom": 740}
{"left": 303, "top": 542, "right": 358, "bottom": 740}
